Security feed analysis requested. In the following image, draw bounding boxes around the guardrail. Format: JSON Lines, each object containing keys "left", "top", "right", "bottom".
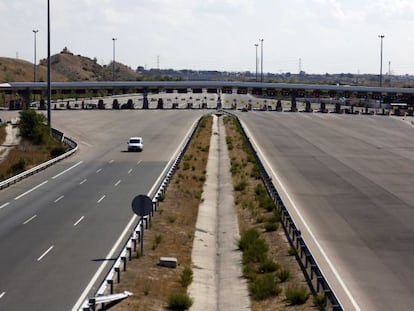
{"left": 80, "top": 114, "right": 204, "bottom": 311}
{"left": 0, "top": 128, "right": 78, "bottom": 190}
{"left": 230, "top": 113, "right": 343, "bottom": 311}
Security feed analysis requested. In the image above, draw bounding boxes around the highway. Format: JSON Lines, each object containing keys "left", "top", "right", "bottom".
{"left": 232, "top": 106, "right": 414, "bottom": 311}
{"left": 0, "top": 109, "right": 205, "bottom": 310}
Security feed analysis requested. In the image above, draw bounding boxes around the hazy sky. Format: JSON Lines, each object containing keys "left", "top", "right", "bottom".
{"left": 1, "top": 0, "right": 414, "bottom": 75}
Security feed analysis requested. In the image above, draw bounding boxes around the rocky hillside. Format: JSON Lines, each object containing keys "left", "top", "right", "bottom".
{"left": 0, "top": 49, "right": 141, "bottom": 83}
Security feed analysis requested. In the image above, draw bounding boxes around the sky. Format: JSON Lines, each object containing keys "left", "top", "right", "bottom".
{"left": 1, "top": 0, "right": 414, "bottom": 75}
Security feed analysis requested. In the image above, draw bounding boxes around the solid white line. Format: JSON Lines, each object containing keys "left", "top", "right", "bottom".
{"left": 114, "top": 180, "right": 121, "bottom": 187}
{"left": 127, "top": 168, "right": 133, "bottom": 174}
{"left": 96, "top": 168, "right": 102, "bottom": 173}
{"left": 79, "top": 179, "right": 87, "bottom": 185}
{"left": 52, "top": 161, "right": 83, "bottom": 179}
{"left": 14, "top": 180, "right": 48, "bottom": 200}
{"left": 0, "top": 202, "right": 10, "bottom": 209}
{"left": 37, "top": 245, "right": 54, "bottom": 261}
{"left": 23, "top": 215, "right": 37, "bottom": 225}
{"left": 0, "top": 291, "right": 5, "bottom": 299}
{"left": 242, "top": 121, "right": 361, "bottom": 311}
{"left": 54, "top": 195, "right": 64, "bottom": 203}
{"left": 97, "top": 195, "right": 106, "bottom": 204}
{"left": 73, "top": 216, "right": 85, "bottom": 226}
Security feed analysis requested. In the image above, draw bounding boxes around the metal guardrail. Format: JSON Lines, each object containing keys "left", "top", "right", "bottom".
{"left": 0, "top": 128, "right": 78, "bottom": 190}
{"left": 230, "top": 113, "right": 343, "bottom": 311}
{"left": 80, "top": 115, "right": 204, "bottom": 311}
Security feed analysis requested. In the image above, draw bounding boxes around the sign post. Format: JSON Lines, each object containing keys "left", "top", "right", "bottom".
{"left": 131, "top": 195, "right": 152, "bottom": 256}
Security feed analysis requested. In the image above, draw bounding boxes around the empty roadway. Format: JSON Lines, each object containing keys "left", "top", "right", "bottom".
{"left": 0, "top": 110, "right": 205, "bottom": 310}
{"left": 233, "top": 108, "right": 414, "bottom": 311}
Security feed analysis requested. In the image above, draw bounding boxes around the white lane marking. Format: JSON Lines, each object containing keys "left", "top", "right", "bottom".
{"left": 14, "top": 181, "right": 48, "bottom": 201}
{"left": 114, "top": 180, "right": 121, "bottom": 187}
{"left": 109, "top": 160, "right": 114, "bottom": 164}
{"left": 137, "top": 160, "right": 142, "bottom": 165}
{"left": 0, "top": 202, "right": 10, "bottom": 209}
{"left": 73, "top": 216, "right": 85, "bottom": 226}
{"left": 52, "top": 161, "right": 83, "bottom": 179}
{"left": 97, "top": 195, "right": 106, "bottom": 204}
{"left": 23, "top": 215, "right": 37, "bottom": 225}
{"left": 96, "top": 168, "right": 102, "bottom": 173}
{"left": 80, "top": 179, "right": 87, "bottom": 185}
{"left": 127, "top": 169, "right": 133, "bottom": 174}
{"left": 54, "top": 195, "right": 64, "bottom": 203}
{"left": 241, "top": 121, "right": 361, "bottom": 311}
{"left": 0, "top": 291, "right": 5, "bottom": 299}
{"left": 37, "top": 245, "right": 54, "bottom": 261}
{"left": 71, "top": 117, "right": 199, "bottom": 311}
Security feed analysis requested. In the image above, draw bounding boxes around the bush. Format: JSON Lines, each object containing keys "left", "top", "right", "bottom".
{"left": 313, "top": 293, "right": 326, "bottom": 310}
{"left": 180, "top": 267, "right": 193, "bottom": 288}
{"left": 258, "top": 259, "right": 280, "bottom": 273}
{"left": 264, "top": 222, "right": 279, "bottom": 232}
{"left": 285, "top": 285, "right": 310, "bottom": 305}
{"left": 277, "top": 268, "right": 290, "bottom": 282}
{"left": 255, "top": 183, "right": 266, "bottom": 196}
{"left": 50, "top": 145, "right": 66, "bottom": 157}
{"left": 8, "top": 158, "right": 26, "bottom": 175}
{"left": 167, "top": 292, "right": 193, "bottom": 310}
{"left": 234, "top": 179, "right": 248, "bottom": 191}
{"left": 249, "top": 274, "right": 281, "bottom": 300}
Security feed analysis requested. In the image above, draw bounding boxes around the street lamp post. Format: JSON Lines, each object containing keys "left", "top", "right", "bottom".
{"left": 47, "top": 0, "right": 51, "bottom": 134}
{"left": 260, "top": 39, "right": 264, "bottom": 82}
{"left": 378, "top": 35, "right": 385, "bottom": 110}
{"left": 379, "top": 35, "right": 385, "bottom": 87}
{"left": 32, "top": 30, "right": 39, "bottom": 82}
{"left": 112, "top": 38, "right": 117, "bottom": 81}
{"left": 254, "top": 43, "right": 258, "bottom": 82}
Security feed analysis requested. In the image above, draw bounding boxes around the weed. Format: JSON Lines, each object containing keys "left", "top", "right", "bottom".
{"left": 277, "top": 268, "right": 290, "bottom": 282}
{"left": 264, "top": 222, "right": 279, "bottom": 232}
{"left": 285, "top": 285, "right": 310, "bottom": 305}
{"left": 167, "top": 292, "right": 193, "bottom": 310}
{"left": 258, "top": 259, "right": 280, "bottom": 273}
{"left": 180, "top": 267, "right": 193, "bottom": 288}
{"left": 249, "top": 274, "right": 281, "bottom": 301}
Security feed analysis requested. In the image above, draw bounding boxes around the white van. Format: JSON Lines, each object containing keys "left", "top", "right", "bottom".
{"left": 127, "top": 137, "right": 143, "bottom": 152}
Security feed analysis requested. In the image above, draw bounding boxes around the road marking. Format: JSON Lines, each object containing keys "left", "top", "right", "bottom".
{"left": 0, "top": 202, "right": 10, "bottom": 209}
{"left": 114, "top": 180, "right": 121, "bottom": 187}
{"left": 127, "top": 169, "right": 133, "bottom": 174}
{"left": 23, "top": 215, "right": 37, "bottom": 225}
{"left": 54, "top": 195, "right": 64, "bottom": 203}
{"left": 73, "top": 216, "right": 85, "bottom": 226}
{"left": 241, "top": 120, "right": 361, "bottom": 311}
{"left": 14, "top": 180, "right": 48, "bottom": 200}
{"left": 96, "top": 168, "right": 102, "bottom": 173}
{"left": 97, "top": 195, "right": 106, "bottom": 204}
{"left": 0, "top": 291, "right": 5, "bottom": 299}
{"left": 52, "top": 161, "right": 83, "bottom": 179}
{"left": 109, "top": 160, "right": 114, "bottom": 164}
{"left": 37, "top": 245, "right": 54, "bottom": 261}
{"left": 80, "top": 179, "right": 87, "bottom": 185}
{"left": 137, "top": 160, "right": 142, "bottom": 165}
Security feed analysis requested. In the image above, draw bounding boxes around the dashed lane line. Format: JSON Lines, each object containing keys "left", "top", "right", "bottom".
{"left": 73, "top": 216, "right": 85, "bottom": 227}
{"left": 52, "top": 161, "right": 83, "bottom": 179}
{"left": 80, "top": 179, "right": 87, "bottom": 185}
{"left": 14, "top": 181, "right": 48, "bottom": 201}
{"left": 114, "top": 180, "right": 121, "bottom": 187}
{"left": 37, "top": 245, "right": 54, "bottom": 262}
{"left": 54, "top": 195, "right": 64, "bottom": 203}
{"left": 0, "top": 202, "right": 10, "bottom": 209}
{"left": 23, "top": 215, "right": 37, "bottom": 225}
{"left": 97, "top": 195, "right": 106, "bottom": 204}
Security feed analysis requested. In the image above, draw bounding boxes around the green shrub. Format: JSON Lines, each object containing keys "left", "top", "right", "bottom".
{"left": 8, "top": 158, "right": 26, "bottom": 174}
{"left": 313, "top": 293, "right": 326, "bottom": 310}
{"left": 167, "top": 292, "right": 193, "bottom": 310}
{"left": 288, "top": 247, "right": 298, "bottom": 256}
{"left": 255, "top": 184, "right": 266, "bottom": 196}
{"left": 277, "top": 268, "right": 290, "bottom": 282}
{"left": 234, "top": 179, "right": 248, "bottom": 191}
{"left": 264, "top": 222, "right": 279, "bottom": 232}
{"left": 285, "top": 285, "right": 310, "bottom": 305}
{"left": 258, "top": 259, "right": 280, "bottom": 273}
{"left": 180, "top": 267, "right": 193, "bottom": 288}
{"left": 249, "top": 274, "right": 281, "bottom": 300}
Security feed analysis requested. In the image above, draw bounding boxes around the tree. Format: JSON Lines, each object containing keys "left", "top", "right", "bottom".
{"left": 18, "top": 109, "right": 49, "bottom": 144}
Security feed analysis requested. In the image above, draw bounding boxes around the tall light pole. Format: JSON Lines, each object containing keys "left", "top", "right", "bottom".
{"left": 254, "top": 43, "right": 258, "bottom": 82}
{"left": 32, "top": 30, "right": 39, "bottom": 82}
{"left": 112, "top": 38, "right": 117, "bottom": 81}
{"left": 260, "top": 39, "right": 264, "bottom": 82}
{"left": 379, "top": 35, "right": 385, "bottom": 87}
{"left": 47, "top": 0, "right": 51, "bottom": 134}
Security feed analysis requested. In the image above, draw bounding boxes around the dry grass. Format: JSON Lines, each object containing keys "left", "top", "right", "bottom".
{"left": 111, "top": 115, "right": 212, "bottom": 311}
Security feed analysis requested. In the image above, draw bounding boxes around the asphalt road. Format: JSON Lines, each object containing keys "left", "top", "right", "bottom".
{"left": 234, "top": 108, "right": 414, "bottom": 311}
{"left": 0, "top": 109, "right": 206, "bottom": 310}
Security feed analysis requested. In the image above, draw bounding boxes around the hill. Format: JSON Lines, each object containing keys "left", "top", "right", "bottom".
{"left": 0, "top": 49, "right": 141, "bottom": 83}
